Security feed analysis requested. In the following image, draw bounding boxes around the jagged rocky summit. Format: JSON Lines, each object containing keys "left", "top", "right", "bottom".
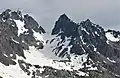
{"left": 0, "top": 9, "right": 46, "bottom": 66}
{"left": 49, "top": 14, "right": 120, "bottom": 78}
{"left": 0, "top": 9, "right": 120, "bottom": 78}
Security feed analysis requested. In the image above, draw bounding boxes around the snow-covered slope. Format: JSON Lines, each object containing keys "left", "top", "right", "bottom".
{"left": 106, "top": 29, "right": 120, "bottom": 42}
{"left": 106, "top": 32, "right": 120, "bottom": 42}
{"left": 0, "top": 46, "right": 88, "bottom": 78}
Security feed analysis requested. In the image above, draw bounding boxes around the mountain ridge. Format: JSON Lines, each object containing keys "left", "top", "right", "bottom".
{"left": 50, "top": 13, "right": 120, "bottom": 78}
{"left": 0, "top": 9, "right": 120, "bottom": 78}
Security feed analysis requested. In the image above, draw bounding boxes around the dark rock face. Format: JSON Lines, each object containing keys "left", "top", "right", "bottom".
{"left": 51, "top": 14, "right": 107, "bottom": 57}
{"left": 51, "top": 14, "right": 120, "bottom": 77}
{"left": 24, "top": 14, "right": 45, "bottom": 34}
{"left": 0, "top": 19, "right": 23, "bottom": 66}
{"left": 0, "top": 9, "right": 45, "bottom": 66}
{"left": 52, "top": 14, "right": 77, "bottom": 37}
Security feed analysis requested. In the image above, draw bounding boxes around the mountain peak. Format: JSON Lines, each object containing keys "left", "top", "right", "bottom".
{"left": 0, "top": 9, "right": 46, "bottom": 65}
{"left": 85, "top": 19, "right": 91, "bottom": 22}
{"left": 51, "top": 14, "right": 77, "bottom": 36}
{"left": 82, "top": 19, "right": 92, "bottom": 25}
{"left": 49, "top": 14, "right": 120, "bottom": 78}
{"left": 59, "top": 13, "right": 69, "bottom": 20}
{"left": 3, "top": 9, "right": 11, "bottom": 13}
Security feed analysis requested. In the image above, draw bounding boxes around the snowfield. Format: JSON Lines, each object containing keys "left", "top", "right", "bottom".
{"left": 0, "top": 45, "right": 90, "bottom": 78}
{"left": 106, "top": 32, "right": 120, "bottom": 42}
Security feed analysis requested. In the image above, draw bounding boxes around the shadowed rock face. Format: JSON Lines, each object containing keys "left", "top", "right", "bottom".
{"left": 51, "top": 14, "right": 120, "bottom": 77}
{"left": 0, "top": 9, "right": 45, "bottom": 66}
{"left": 51, "top": 14, "right": 107, "bottom": 56}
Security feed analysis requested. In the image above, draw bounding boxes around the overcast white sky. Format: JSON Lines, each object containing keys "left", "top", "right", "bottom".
{"left": 0, "top": 0, "right": 120, "bottom": 31}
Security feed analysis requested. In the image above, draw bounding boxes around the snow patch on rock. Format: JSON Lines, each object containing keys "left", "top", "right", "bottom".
{"left": 106, "top": 32, "right": 120, "bottom": 42}
{"left": 14, "top": 20, "right": 28, "bottom": 36}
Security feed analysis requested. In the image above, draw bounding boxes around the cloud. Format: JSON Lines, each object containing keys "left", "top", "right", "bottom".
{"left": 0, "top": 0, "right": 120, "bottom": 31}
